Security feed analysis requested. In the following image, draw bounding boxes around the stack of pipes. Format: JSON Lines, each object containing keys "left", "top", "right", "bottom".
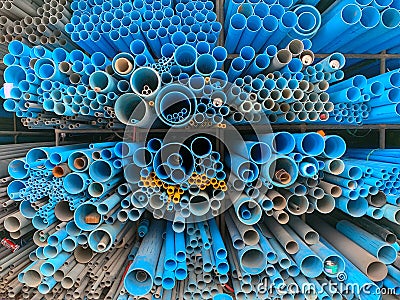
{"left": 1, "top": 0, "right": 400, "bottom": 299}
{"left": 226, "top": 43, "right": 344, "bottom": 124}
{"left": 1, "top": 41, "right": 125, "bottom": 130}
{"left": 325, "top": 68, "right": 400, "bottom": 124}
{"left": 311, "top": 1, "right": 400, "bottom": 55}
{"left": 65, "top": 0, "right": 221, "bottom": 57}
{"left": 0, "top": 139, "right": 399, "bottom": 298}
{"left": 0, "top": 0, "right": 75, "bottom": 57}
{"left": 1, "top": 40, "right": 345, "bottom": 130}
{"left": 224, "top": 0, "right": 322, "bottom": 54}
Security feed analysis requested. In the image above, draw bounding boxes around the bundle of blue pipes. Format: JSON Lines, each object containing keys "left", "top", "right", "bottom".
{"left": 0, "top": 0, "right": 400, "bottom": 299}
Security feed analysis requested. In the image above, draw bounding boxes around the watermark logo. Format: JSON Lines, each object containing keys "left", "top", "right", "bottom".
{"left": 336, "top": 271, "right": 347, "bottom": 282}
{"left": 256, "top": 271, "right": 397, "bottom": 297}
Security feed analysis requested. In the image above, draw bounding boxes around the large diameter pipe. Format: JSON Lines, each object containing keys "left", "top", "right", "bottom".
{"left": 155, "top": 84, "right": 197, "bottom": 127}
{"left": 130, "top": 67, "right": 161, "bottom": 100}
{"left": 114, "top": 93, "right": 152, "bottom": 127}
{"left": 336, "top": 220, "right": 397, "bottom": 264}
{"left": 261, "top": 155, "right": 298, "bottom": 188}
{"left": 307, "top": 215, "right": 388, "bottom": 282}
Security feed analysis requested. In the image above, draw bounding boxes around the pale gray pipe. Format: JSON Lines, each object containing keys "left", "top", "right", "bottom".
{"left": 286, "top": 39, "right": 304, "bottom": 57}
{"left": 288, "top": 216, "right": 319, "bottom": 245}
{"left": 308, "top": 194, "right": 335, "bottom": 214}
{"left": 272, "top": 210, "right": 289, "bottom": 224}
{"left": 228, "top": 209, "right": 259, "bottom": 246}
{"left": 265, "top": 49, "right": 292, "bottom": 73}
{"left": 4, "top": 211, "right": 31, "bottom": 233}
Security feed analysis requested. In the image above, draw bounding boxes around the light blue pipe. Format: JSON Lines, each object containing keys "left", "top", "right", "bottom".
{"left": 259, "top": 132, "right": 296, "bottom": 154}
{"left": 209, "top": 218, "right": 227, "bottom": 260}
{"left": 8, "top": 40, "right": 31, "bottom": 57}
{"left": 124, "top": 220, "right": 164, "bottom": 296}
{"left": 225, "top": 213, "right": 245, "bottom": 250}
{"left": 335, "top": 196, "right": 368, "bottom": 217}
{"left": 130, "top": 67, "right": 161, "bottom": 100}
{"left": 89, "top": 159, "right": 120, "bottom": 182}
{"left": 224, "top": 13, "right": 246, "bottom": 54}
{"left": 4, "top": 65, "right": 27, "bottom": 84}
{"left": 238, "top": 245, "right": 266, "bottom": 275}
{"left": 283, "top": 226, "right": 323, "bottom": 278}
{"left": 174, "top": 44, "right": 197, "bottom": 73}
{"left": 74, "top": 202, "right": 103, "bottom": 231}
{"left": 234, "top": 195, "right": 262, "bottom": 225}
{"left": 175, "top": 231, "right": 186, "bottom": 262}
{"left": 364, "top": 81, "right": 385, "bottom": 97}
{"left": 66, "top": 221, "right": 81, "bottom": 237}
{"left": 323, "top": 6, "right": 379, "bottom": 53}
{"left": 309, "top": 242, "right": 345, "bottom": 277}
{"left": 212, "top": 46, "right": 227, "bottom": 69}
{"left": 155, "top": 84, "right": 196, "bottom": 127}
{"left": 266, "top": 10, "right": 297, "bottom": 47}
{"left": 40, "top": 252, "right": 71, "bottom": 276}
{"left": 382, "top": 204, "right": 400, "bottom": 224}
{"left": 328, "top": 75, "right": 367, "bottom": 93}
{"left": 293, "top": 133, "right": 325, "bottom": 156}
{"left": 38, "top": 277, "right": 57, "bottom": 294}
{"left": 246, "top": 54, "right": 271, "bottom": 76}
{"left": 195, "top": 54, "right": 217, "bottom": 76}
{"left": 114, "top": 93, "right": 151, "bottom": 126}
{"left": 336, "top": 220, "right": 397, "bottom": 264}
{"left": 63, "top": 172, "right": 90, "bottom": 194}
{"left": 226, "top": 154, "right": 259, "bottom": 183}
{"left": 61, "top": 236, "right": 78, "bottom": 252}
{"left": 97, "top": 193, "right": 122, "bottom": 215}
{"left": 8, "top": 159, "right": 29, "bottom": 179}
{"left": 311, "top": 4, "right": 362, "bottom": 52}
{"left": 227, "top": 57, "right": 246, "bottom": 82}
{"left": 339, "top": 164, "right": 363, "bottom": 180}
{"left": 320, "top": 236, "right": 382, "bottom": 300}
{"left": 164, "top": 221, "right": 176, "bottom": 270}
{"left": 235, "top": 15, "right": 262, "bottom": 52}
{"left": 34, "top": 58, "right": 65, "bottom": 81}
{"left": 48, "top": 228, "right": 68, "bottom": 246}
{"left": 322, "top": 135, "right": 346, "bottom": 159}
{"left": 254, "top": 226, "right": 277, "bottom": 263}
{"left": 343, "top": 8, "right": 400, "bottom": 53}
{"left": 3, "top": 54, "right": 19, "bottom": 66}
{"left": 89, "top": 71, "right": 117, "bottom": 93}
{"left": 43, "top": 244, "right": 62, "bottom": 259}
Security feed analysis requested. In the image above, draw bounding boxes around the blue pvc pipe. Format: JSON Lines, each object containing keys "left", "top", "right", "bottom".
{"left": 195, "top": 54, "right": 217, "bottom": 76}
{"left": 293, "top": 133, "right": 325, "bottom": 156}
{"left": 124, "top": 220, "right": 164, "bottom": 296}
{"left": 89, "top": 71, "right": 116, "bottom": 93}
{"left": 235, "top": 15, "right": 261, "bottom": 52}
{"left": 174, "top": 44, "right": 197, "bottom": 73}
{"left": 63, "top": 172, "right": 90, "bottom": 194}
{"left": 224, "top": 13, "right": 246, "bottom": 54}
{"left": 261, "top": 155, "right": 298, "bottom": 187}
{"left": 89, "top": 159, "right": 119, "bottom": 182}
